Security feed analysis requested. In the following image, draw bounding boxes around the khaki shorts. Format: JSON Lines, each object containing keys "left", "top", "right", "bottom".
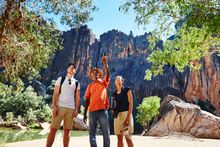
{"left": 50, "top": 106, "right": 74, "bottom": 130}
{"left": 114, "top": 111, "right": 134, "bottom": 136}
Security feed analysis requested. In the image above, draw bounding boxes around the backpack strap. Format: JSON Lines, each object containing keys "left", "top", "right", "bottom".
{"left": 74, "top": 80, "right": 80, "bottom": 113}
{"left": 59, "top": 77, "right": 65, "bottom": 94}
{"left": 75, "top": 80, "right": 78, "bottom": 96}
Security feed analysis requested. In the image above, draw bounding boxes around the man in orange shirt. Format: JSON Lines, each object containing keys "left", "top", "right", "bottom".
{"left": 83, "top": 56, "right": 110, "bottom": 147}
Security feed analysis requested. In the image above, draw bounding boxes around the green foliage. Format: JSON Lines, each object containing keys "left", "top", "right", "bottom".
{"left": 29, "top": 0, "right": 97, "bottom": 27}
{"left": 5, "top": 112, "right": 13, "bottom": 122}
{"left": 0, "top": 82, "right": 52, "bottom": 124}
{"left": 120, "top": 0, "right": 220, "bottom": 79}
{"left": 0, "top": 7, "right": 61, "bottom": 87}
{"left": 23, "top": 108, "right": 36, "bottom": 125}
{"left": 35, "top": 104, "right": 52, "bottom": 122}
{"left": 16, "top": 115, "right": 25, "bottom": 124}
{"left": 0, "top": 0, "right": 96, "bottom": 87}
{"left": 120, "top": 0, "right": 220, "bottom": 35}
{"left": 44, "top": 79, "right": 56, "bottom": 103}
{"left": 136, "top": 96, "right": 160, "bottom": 129}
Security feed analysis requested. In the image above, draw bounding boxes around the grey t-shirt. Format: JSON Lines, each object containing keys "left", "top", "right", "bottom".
{"left": 55, "top": 77, "right": 80, "bottom": 109}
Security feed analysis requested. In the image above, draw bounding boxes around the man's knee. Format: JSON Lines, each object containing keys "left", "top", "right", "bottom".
{"left": 49, "top": 128, "right": 58, "bottom": 135}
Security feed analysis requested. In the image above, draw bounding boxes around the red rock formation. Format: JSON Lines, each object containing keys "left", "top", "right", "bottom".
{"left": 185, "top": 53, "right": 220, "bottom": 115}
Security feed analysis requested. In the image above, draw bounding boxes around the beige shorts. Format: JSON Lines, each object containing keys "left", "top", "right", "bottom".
{"left": 50, "top": 106, "right": 74, "bottom": 130}
{"left": 114, "top": 111, "right": 134, "bottom": 136}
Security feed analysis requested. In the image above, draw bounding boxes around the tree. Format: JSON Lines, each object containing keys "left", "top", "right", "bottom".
{"left": 120, "top": 0, "right": 220, "bottom": 79}
{"left": 0, "top": 83, "right": 52, "bottom": 124}
{"left": 0, "top": 0, "right": 96, "bottom": 87}
{"left": 136, "top": 96, "right": 160, "bottom": 130}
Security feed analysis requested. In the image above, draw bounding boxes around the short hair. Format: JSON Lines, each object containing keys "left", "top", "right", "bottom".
{"left": 68, "top": 63, "right": 76, "bottom": 69}
{"left": 115, "top": 75, "right": 124, "bottom": 82}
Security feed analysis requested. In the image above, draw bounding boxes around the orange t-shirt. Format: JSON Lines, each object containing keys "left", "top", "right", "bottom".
{"left": 84, "top": 77, "right": 110, "bottom": 112}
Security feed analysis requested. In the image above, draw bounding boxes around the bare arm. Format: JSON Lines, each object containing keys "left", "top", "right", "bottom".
{"left": 124, "top": 90, "right": 133, "bottom": 125}
{"left": 102, "top": 56, "right": 110, "bottom": 81}
{"left": 75, "top": 89, "right": 80, "bottom": 111}
{"left": 73, "top": 89, "right": 80, "bottom": 117}
{"left": 83, "top": 98, "right": 90, "bottom": 123}
{"left": 52, "top": 85, "right": 60, "bottom": 117}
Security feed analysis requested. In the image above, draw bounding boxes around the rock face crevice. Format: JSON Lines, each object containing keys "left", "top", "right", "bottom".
{"left": 145, "top": 95, "right": 220, "bottom": 139}
{"left": 41, "top": 26, "right": 220, "bottom": 115}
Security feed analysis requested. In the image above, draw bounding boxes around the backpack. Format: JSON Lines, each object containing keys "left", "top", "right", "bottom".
{"left": 59, "top": 77, "right": 78, "bottom": 95}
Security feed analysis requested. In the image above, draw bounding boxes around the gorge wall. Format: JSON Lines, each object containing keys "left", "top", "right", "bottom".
{"left": 41, "top": 26, "right": 220, "bottom": 115}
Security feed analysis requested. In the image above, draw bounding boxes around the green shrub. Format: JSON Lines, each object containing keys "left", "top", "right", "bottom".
{"left": 5, "top": 112, "right": 13, "bottom": 122}
{"left": 0, "top": 82, "right": 52, "bottom": 125}
{"left": 24, "top": 108, "right": 37, "bottom": 125}
{"left": 136, "top": 96, "right": 160, "bottom": 129}
{"left": 35, "top": 104, "right": 52, "bottom": 122}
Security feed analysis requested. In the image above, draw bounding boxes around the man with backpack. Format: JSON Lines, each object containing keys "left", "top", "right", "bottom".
{"left": 46, "top": 63, "right": 80, "bottom": 147}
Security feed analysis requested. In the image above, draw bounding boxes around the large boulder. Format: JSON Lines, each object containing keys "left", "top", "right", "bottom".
{"left": 72, "top": 114, "right": 89, "bottom": 131}
{"left": 12, "top": 122, "right": 27, "bottom": 130}
{"left": 144, "top": 95, "right": 220, "bottom": 139}
{"left": 39, "top": 122, "right": 50, "bottom": 129}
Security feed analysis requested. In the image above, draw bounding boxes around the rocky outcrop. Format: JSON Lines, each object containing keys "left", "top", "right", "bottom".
{"left": 72, "top": 114, "right": 89, "bottom": 131}
{"left": 41, "top": 25, "right": 220, "bottom": 116}
{"left": 145, "top": 95, "right": 220, "bottom": 139}
{"left": 0, "top": 121, "right": 27, "bottom": 130}
{"left": 39, "top": 122, "right": 50, "bottom": 130}
{"left": 42, "top": 26, "right": 182, "bottom": 101}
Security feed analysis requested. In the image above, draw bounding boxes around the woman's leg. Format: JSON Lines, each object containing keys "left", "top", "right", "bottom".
{"left": 125, "top": 137, "right": 134, "bottom": 147}
{"left": 117, "top": 135, "right": 124, "bottom": 147}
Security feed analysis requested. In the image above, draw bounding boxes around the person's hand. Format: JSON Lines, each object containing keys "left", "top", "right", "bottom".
{"left": 72, "top": 109, "right": 78, "bottom": 118}
{"left": 101, "top": 56, "right": 107, "bottom": 64}
{"left": 83, "top": 114, "right": 87, "bottom": 123}
{"left": 123, "top": 117, "right": 129, "bottom": 127}
{"left": 52, "top": 106, "right": 58, "bottom": 118}
{"left": 112, "top": 110, "right": 114, "bottom": 116}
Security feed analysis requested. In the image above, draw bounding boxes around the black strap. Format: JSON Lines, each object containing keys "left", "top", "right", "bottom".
{"left": 59, "top": 77, "right": 65, "bottom": 94}
{"left": 75, "top": 80, "right": 78, "bottom": 96}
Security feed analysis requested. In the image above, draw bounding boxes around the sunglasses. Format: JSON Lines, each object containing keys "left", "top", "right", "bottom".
{"left": 68, "top": 79, "right": 71, "bottom": 85}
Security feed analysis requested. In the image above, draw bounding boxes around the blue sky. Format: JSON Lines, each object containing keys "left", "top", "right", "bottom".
{"left": 56, "top": 0, "right": 156, "bottom": 38}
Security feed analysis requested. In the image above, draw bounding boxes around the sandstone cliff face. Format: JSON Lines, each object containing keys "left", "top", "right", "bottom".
{"left": 42, "top": 26, "right": 100, "bottom": 93}
{"left": 185, "top": 53, "right": 220, "bottom": 115}
{"left": 42, "top": 26, "right": 220, "bottom": 115}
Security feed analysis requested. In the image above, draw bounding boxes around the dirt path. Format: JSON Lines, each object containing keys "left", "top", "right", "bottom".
{"left": 5, "top": 135, "right": 220, "bottom": 147}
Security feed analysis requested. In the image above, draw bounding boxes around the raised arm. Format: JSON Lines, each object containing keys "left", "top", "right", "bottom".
{"left": 102, "top": 56, "right": 110, "bottom": 81}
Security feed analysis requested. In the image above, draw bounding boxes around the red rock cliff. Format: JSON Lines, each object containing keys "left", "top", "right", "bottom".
{"left": 185, "top": 53, "right": 220, "bottom": 115}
